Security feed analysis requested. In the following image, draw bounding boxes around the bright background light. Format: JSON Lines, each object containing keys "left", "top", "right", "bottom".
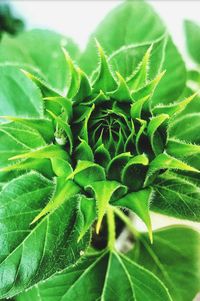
{"left": 8, "top": 0, "right": 200, "bottom": 67}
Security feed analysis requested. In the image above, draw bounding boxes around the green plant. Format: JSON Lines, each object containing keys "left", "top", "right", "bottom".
{"left": 0, "top": 2, "right": 199, "bottom": 301}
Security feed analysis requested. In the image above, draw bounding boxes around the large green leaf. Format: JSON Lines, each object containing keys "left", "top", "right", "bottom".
{"left": 0, "top": 29, "right": 80, "bottom": 94}
{"left": 0, "top": 66, "right": 43, "bottom": 117}
{"left": 152, "top": 37, "right": 186, "bottom": 105}
{"left": 108, "top": 35, "right": 166, "bottom": 82}
{"left": 169, "top": 113, "right": 200, "bottom": 144}
{"left": 0, "top": 120, "right": 54, "bottom": 167}
{"left": 129, "top": 226, "right": 200, "bottom": 301}
{"left": 16, "top": 251, "right": 172, "bottom": 301}
{"left": 184, "top": 20, "right": 200, "bottom": 65}
{"left": 79, "top": 1, "right": 186, "bottom": 104}
{"left": 0, "top": 172, "right": 89, "bottom": 299}
{"left": 152, "top": 172, "right": 200, "bottom": 221}
{"left": 0, "top": 119, "right": 54, "bottom": 183}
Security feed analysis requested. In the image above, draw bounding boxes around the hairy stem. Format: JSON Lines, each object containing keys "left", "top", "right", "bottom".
{"left": 107, "top": 206, "right": 116, "bottom": 250}
{"left": 112, "top": 206, "right": 140, "bottom": 240}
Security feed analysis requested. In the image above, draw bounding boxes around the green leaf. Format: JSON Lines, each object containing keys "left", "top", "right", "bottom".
{"left": 67, "top": 160, "right": 105, "bottom": 187}
{"left": 0, "top": 66, "right": 43, "bottom": 118}
{"left": 129, "top": 226, "right": 200, "bottom": 301}
{"left": 152, "top": 172, "right": 200, "bottom": 221}
{"left": 184, "top": 20, "right": 200, "bottom": 65}
{"left": 94, "top": 143, "right": 111, "bottom": 168}
{"left": 0, "top": 172, "right": 89, "bottom": 299}
{"left": 1, "top": 116, "right": 54, "bottom": 144}
{"left": 92, "top": 40, "right": 117, "bottom": 93}
{"left": 153, "top": 93, "right": 198, "bottom": 117}
{"left": 113, "top": 188, "right": 153, "bottom": 243}
{"left": 151, "top": 37, "right": 186, "bottom": 106}
{"left": 0, "top": 120, "right": 52, "bottom": 179}
{"left": 0, "top": 29, "right": 80, "bottom": 93}
{"left": 135, "top": 119, "right": 147, "bottom": 154}
{"left": 108, "top": 71, "right": 132, "bottom": 102}
{"left": 144, "top": 153, "right": 199, "bottom": 186}
{"left": 31, "top": 178, "right": 80, "bottom": 224}
{"left": 0, "top": 122, "right": 46, "bottom": 164}
{"left": 167, "top": 139, "right": 200, "bottom": 159}
{"left": 121, "top": 154, "right": 149, "bottom": 191}
{"left": 74, "top": 138, "right": 94, "bottom": 162}
{"left": 80, "top": 2, "right": 165, "bottom": 74}
{"left": 86, "top": 180, "right": 127, "bottom": 233}
{"left": 109, "top": 36, "right": 166, "bottom": 85}
{"left": 147, "top": 114, "right": 169, "bottom": 155}
{"left": 8, "top": 144, "right": 68, "bottom": 162}
{"left": 50, "top": 158, "right": 72, "bottom": 177}
{"left": 16, "top": 251, "right": 172, "bottom": 301}
{"left": 79, "top": 1, "right": 186, "bottom": 104}
{"left": 131, "top": 95, "right": 150, "bottom": 119}
{"left": 107, "top": 152, "right": 132, "bottom": 181}
{"left": 133, "top": 71, "right": 165, "bottom": 101}
{"left": 169, "top": 113, "right": 200, "bottom": 144}
{"left": 77, "top": 195, "right": 97, "bottom": 242}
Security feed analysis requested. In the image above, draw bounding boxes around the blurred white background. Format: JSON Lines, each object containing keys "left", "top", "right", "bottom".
{"left": 6, "top": 0, "right": 200, "bottom": 67}
{"left": 4, "top": 0, "right": 200, "bottom": 232}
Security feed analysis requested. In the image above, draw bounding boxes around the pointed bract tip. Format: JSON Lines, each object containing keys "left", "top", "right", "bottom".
{"left": 96, "top": 219, "right": 102, "bottom": 234}
{"left": 61, "top": 46, "right": 69, "bottom": 57}
{"left": 94, "top": 39, "right": 107, "bottom": 59}
{"left": 115, "top": 71, "right": 125, "bottom": 81}
{"left": 8, "top": 155, "right": 21, "bottom": 161}
{"left": 142, "top": 154, "right": 149, "bottom": 165}
{"left": 62, "top": 47, "right": 74, "bottom": 67}
{"left": 20, "top": 69, "right": 30, "bottom": 77}
{"left": 94, "top": 38, "right": 101, "bottom": 50}
{"left": 77, "top": 233, "right": 83, "bottom": 243}
{"left": 149, "top": 230, "right": 153, "bottom": 244}
{"left": 157, "top": 70, "right": 166, "bottom": 80}
{"left": 145, "top": 44, "right": 153, "bottom": 59}
{"left": 30, "top": 214, "right": 41, "bottom": 225}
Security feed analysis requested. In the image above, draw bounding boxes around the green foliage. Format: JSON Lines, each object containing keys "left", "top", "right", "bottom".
{"left": 16, "top": 251, "right": 172, "bottom": 301}
{"left": 184, "top": 20, "right": 200, "bottom": 65}
{"left": 129, "top": 226, "right": 200, "bottom": 301}
{"left": 0, "top": 1, "right": 199, "bottom": 301}
{"left": 0, "top": 65, "right": 43, "bottom": 118}
{"left": 0, "top": 173, "right": 89, "bottom": 299}
{"left": 0, "top": 29, "right": 80, "bottom": 94}
{"left": 79, "top": 1, "right": 186, "bottom": 105}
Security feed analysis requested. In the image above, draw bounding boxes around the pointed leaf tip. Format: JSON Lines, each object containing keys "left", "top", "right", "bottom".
{"left": 92, "top": 39, "right": 116, "bottom": 92}
{"left": 86, "top": 181, "right": 127, "bottom": 235}
{"left": 153, "top": 91, "right": 199, "bottom": 116}
{"left": 107, "top": 71, "right": 132, "bottom": 102}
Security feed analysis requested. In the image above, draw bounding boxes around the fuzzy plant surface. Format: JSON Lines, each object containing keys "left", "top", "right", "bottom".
{"left": 0, "top": 1, "right": 200, "bottom": 301}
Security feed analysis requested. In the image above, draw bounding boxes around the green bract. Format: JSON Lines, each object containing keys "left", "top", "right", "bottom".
{"left": 0, "top": 1, "right": 200, "bottom": 301}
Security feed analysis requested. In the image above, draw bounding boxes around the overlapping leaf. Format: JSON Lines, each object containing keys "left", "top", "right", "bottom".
{"left": 129, "top": 226, "right": 200, "bottom": 301}
{"left": 0, "top": 172, "right": 90, "bottom": 299}
{"left": 0, "top": 66, "right": 43, "bottom": 118}
{"left": 79, "top": 1, "right": 186, "bottom": 105}
{"left": 16, "top": 251, "right": 172, "bottom": 301}
{"left": 152, "top": 172, "right": 200, "bottom": 221}
{"left": 0, "top": 29, "right": 80, "bottom": 94}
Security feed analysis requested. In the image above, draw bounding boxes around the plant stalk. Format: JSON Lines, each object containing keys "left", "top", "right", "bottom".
{"left": 107, "top": 205, "right": 116, "bottom": 250}
{"left": 112, "top": 206, "right": 140, "bottom": 240}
